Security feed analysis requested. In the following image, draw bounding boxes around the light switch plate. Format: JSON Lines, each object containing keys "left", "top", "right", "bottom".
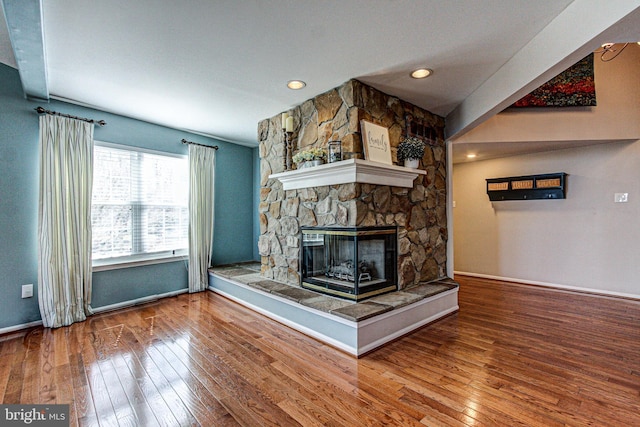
{"left": 22, "top": 283, "right": 33, "bottom": 298}
{"left": 614, "top": 193, "right": 628, "bottom": 203}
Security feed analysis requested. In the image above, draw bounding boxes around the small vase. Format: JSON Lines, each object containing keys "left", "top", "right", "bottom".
{"left": 404, "top": 158, "right": 420, "bottom": 168}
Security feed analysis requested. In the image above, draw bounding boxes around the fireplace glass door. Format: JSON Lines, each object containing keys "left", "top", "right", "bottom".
{"left": 300, "top": 226, "right": 397, "bottom": 301}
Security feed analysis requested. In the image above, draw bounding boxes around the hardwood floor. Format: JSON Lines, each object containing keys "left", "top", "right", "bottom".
{"left": 2, "top": 275, "right": 640, "bottom": 426}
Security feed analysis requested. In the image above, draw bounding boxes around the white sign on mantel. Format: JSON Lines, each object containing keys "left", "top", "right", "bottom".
{"left": 361, "top": 120, "right": 392, "bottom": 165}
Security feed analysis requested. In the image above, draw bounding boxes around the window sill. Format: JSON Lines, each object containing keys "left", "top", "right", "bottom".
{"left": 93, "top": 254, "right": 188, "bottom": 272}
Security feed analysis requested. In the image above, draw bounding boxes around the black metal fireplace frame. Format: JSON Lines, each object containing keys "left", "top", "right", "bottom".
{"left": 300, "top": 226, "right": 398, "bottom": 301}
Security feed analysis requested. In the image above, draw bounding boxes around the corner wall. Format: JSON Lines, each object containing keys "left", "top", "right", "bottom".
{"left": 0, "top": 63, "right": 255, "bottom": 330}
{"left": 453, "top": 140, "right": 640, "bottom": 297}
{"left": 451, "top": 44, "right": 640, "bottom": 297}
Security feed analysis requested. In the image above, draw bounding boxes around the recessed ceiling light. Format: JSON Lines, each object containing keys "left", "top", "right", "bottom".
{"left": 466, "top": 154, "right": 477, "bottom": 159}
{"left": 287, "top": 80, "right": 306, "bottom": 90}
{"left": 410, "top": 68, "right": 433, "bottom": 79}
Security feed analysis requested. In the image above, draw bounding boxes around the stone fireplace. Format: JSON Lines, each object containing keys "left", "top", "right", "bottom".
{"left": 258, "top": 79, "right": 447, "bottom": 290}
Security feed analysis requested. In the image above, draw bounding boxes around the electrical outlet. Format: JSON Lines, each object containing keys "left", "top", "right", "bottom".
{"left": 22, "top": 284, "right": 33, "bottom": 298}
{"left": 614, "top": 193, "right": 629, "bottom": 203}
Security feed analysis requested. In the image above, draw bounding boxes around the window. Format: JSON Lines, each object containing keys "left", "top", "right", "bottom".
{"left": 92, "top": 142, "right": 188, "bottom": 269}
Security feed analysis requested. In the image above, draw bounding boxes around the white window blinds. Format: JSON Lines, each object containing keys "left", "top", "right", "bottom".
{"left": 92, "top": 142, "right": 188, "bottom": 266}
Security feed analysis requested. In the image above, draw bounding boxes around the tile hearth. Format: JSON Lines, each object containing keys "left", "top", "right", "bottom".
{"left": 209, "top": 262, "right": 459, "bottom": 356}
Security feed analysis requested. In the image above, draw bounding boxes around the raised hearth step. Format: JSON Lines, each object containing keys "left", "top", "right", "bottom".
{"left": 209, "top": 263, "right": 459, "bottom": 356}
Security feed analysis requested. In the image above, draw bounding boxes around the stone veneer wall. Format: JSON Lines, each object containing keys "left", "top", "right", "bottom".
{"left": 257, "top": 79, "right": 447, "bottom": 288}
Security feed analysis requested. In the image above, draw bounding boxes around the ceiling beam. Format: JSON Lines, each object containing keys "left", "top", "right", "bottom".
{"left": 446, "top": 0, "right": 640, "bottom": 141}
{"left": 1, "top": 0, "right": 48, "bottom": 100}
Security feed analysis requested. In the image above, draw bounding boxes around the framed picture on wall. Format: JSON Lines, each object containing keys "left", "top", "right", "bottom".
{"left": 360, "top": 120, "right": 392, "bottom": 165}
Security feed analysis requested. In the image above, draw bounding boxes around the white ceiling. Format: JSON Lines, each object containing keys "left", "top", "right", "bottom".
{"left": 1, "top": 1, "right": 640, "bottom": 157}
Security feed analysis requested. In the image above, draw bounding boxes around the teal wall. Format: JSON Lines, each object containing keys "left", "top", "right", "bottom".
{"left": 0, "top": 63, "right": 256, "bottom": 329}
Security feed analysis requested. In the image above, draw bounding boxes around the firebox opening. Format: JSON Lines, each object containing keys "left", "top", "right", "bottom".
{"left": 300, "top": 226, "right": 398, "bottom": 301}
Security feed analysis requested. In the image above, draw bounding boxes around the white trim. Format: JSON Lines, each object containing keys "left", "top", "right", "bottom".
{"left": 93, "top": 254, "right": 188, "bottom": 271}
{"left": 92, "top": 288, "right": 188, "bottom": 314}
{"left": 454, "top": 271, "right": 640, "bottom": 301}
{"left": 95, "top": 140, "right": 187, "bottom": 159}
{"left": 446, "top": 140, "right": 454, "bottom": 278}
{"left": 359, "top": 288, "right": 458, "bottom": 327}
{"left": 269, "top": 158, "right": 426, "bottom": 190}
{"left": 209, "top": 285, "right": 358, "bottom": 354}
{"left": 0, "top": 289, "right": 188, "bottom": 337}
{"left": 357, "top": 290, "right": 459, "bottom": 355}
{"left": 0, "top": 320, "right": 43, "bottom": 337}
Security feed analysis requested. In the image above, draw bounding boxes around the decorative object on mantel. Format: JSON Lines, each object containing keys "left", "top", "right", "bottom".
{"left": 397, "top": 136, "right": 425, "bottom": 168}
{"left": 292, "top": 147, "right": 326, "bottom": 169}
{"left": 486, "top": 172, "right": 567, "bottom": 201}
{"left": 360, "top": 120, "right": 392, "bottom": 165}
{"left": 328, "top": 140, "right": 342, "bottom": 163}
{"left": 281, "top": 112, "right": 295, "bottom": 171}
{"left": 511, "top": 54, "right": 595, "bottom": 108}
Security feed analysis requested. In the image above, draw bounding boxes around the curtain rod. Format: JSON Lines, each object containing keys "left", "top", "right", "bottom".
{"left": 181, "top": 138, "right": 218, "bottom": 150}
{"left": 35, "top": 106, "right": 106, "bottom": 126}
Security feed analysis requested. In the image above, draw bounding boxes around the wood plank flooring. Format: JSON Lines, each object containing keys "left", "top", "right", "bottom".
{"left": 1, "top": 275, "right": 639, "bottom": 426}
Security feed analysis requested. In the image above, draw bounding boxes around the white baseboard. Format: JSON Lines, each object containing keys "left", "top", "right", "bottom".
{"left": 92, "top": 288, "right": 188, "bottom": 314}
{"left": 454, "top": 271, "right": 640, "bottom": 301}
{"left": 0, "top": 320, "right": 43, "bottom": 336}
{"left": 0, "top": 288, "right": 189, "bottom": 337}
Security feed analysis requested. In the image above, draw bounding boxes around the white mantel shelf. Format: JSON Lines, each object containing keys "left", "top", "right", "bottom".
{"left": 269, "top": 159, "right": 426, "bottom": 190}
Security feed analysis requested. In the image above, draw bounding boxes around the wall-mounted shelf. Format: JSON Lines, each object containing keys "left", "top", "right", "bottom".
{"left": 269, "top": 158, "right": 425, "bottom": 190}
{"left": 486, "top": 172, "right": 567, "bottom": 201}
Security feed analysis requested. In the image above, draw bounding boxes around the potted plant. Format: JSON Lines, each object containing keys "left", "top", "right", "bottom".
{"left": 293, "top": 147, "right": 327, "bottom": 169}
{"left": 397, "top": 136, "right": 425, "bottom": 168}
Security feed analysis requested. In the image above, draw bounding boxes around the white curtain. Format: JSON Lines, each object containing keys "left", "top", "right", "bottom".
{"left": 188, "top": 144, "right": 216, "bottom": 293}
{"left": 38, "top": 115, "right": 94, "bottom": 328}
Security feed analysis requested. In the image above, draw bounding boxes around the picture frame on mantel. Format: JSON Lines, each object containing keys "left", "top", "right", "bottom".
{"left": 360, "top": 120, "right": 392, "bottom": 165}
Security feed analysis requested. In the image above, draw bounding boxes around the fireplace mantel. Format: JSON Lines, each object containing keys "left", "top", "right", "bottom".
{"left": 269, "top": 158, "right": 426, "bottom": 190}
